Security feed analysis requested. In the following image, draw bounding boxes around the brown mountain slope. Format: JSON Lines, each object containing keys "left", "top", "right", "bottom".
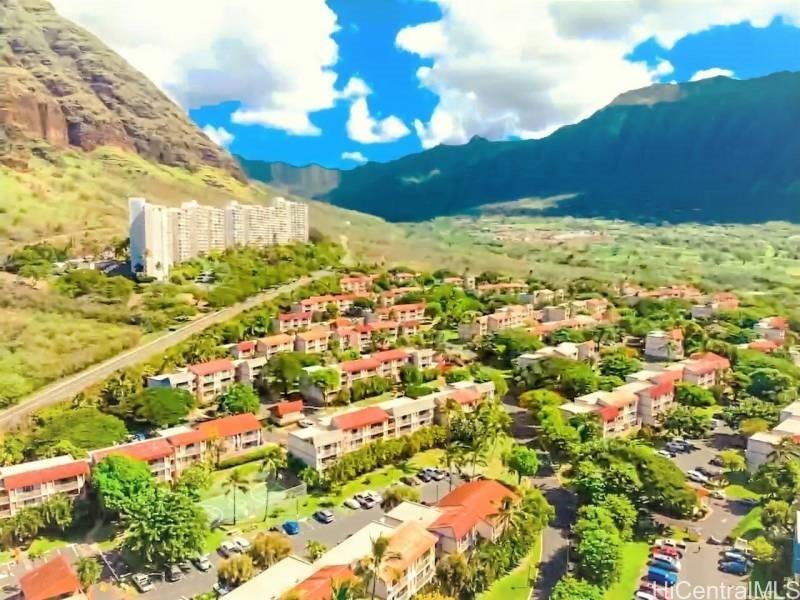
{"left": 0, "top": 0, "right": 242, "bottom": 178}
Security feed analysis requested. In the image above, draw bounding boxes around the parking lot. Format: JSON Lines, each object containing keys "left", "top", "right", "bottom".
{"left": 91, "top": 473, "right": 459, "bottom": 599}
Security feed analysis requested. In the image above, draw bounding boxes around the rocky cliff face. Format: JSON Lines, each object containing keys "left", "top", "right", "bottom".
{"left": 0, "top": 0, "right": 243, "bottom": 178}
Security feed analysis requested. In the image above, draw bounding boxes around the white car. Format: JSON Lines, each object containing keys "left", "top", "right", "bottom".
{"left": 655, "top": 538, "right": 687, "bottom": 551}
{"left": 687, "top": 470, "right": 710, "bottom": 484}
{"left": 233, "top": 537, "right": 251, "bottom": 552}
{"left": 298, "top": 418, "right": 314, "bottom": 428}
{"left": 218, "top": 541, "right": 239, "bottom": 557}
{"left": 131, "top": 573, "right": 155, "bottom": 593}
{"left": 344, "top": 497, "right": 361, "bottom": 509}
{"left": 651, "top": 553, "right": 681, "bottom": 570}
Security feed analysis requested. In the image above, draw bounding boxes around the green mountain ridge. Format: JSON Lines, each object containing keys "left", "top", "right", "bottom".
{"left": 242, "top": 71, "right": 800, "bottom": 224}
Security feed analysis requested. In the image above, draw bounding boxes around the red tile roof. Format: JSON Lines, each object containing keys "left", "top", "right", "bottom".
{"left": 431, "top": 480, "right": 519, "bottom": 539}
{"left": 391, "top": 302, "right": 426, "bottom": 311}
{"left": 688, "top": 352, "right": 731, "bottom": 371}
{"left": 167, "top": 428, "right": 208, "bottom": 447}
{"left": 332, "top": 407, "right": 390, "bottom": 430}
{"left": 765, "top": 316, "right": 789, "bottom": 330}
{"left": 197, "top": 413, "right": 262, "bottom": 438}
{"left": 340, "top": 357, "right": 380, "bottom": 373}
{"left": 290, "top": 565, "right": 356, "bottom": 600}
{"left": 382, "top": 521, "right": 437, "bottom": 580}
{"left": 3, "top": 460, "right": 89, "bottom": 491}
{"left": 450, "top": 388, "right": 480, "bottom": 405}
{"left": 598, "top": 405, "right": 620, "bottom": 423}
{"left": 236, "top": 340, "right": 255, "bottom": 353}
{"left": 19, "top": 555, "right": 81, "bottom": 600}
{"left": 749, "top": 339, "right": 780, "bottom": 353}
{"left": 369, "top": 320, "right": 399, "bottom": 331}
{"left": 372, "top": 349, "right": 409, "bottom": 363}
{"left": 655, "top": 369, "right": 683, "bottom": 383}
{"left": 277, "top": 311, "right": 313, "bottom": 322}
{"left": 189, "top": 358, "right": 235, "bottom": 376}
{"left": 272, "top": 400, "right": 304, "bottom": 417}
{"left": 647, "top": 379, "right": 675, "bottom": 398}
{"left": 92, "top": 438, "right": 174, "bottom": 463}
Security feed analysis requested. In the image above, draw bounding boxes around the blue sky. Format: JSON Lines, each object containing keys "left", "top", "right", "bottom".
{"left": 54, "top": 1, "right": 800, "bottom": 171}
{"left": 193, "top": 11, "right": 800, "bottom": 169}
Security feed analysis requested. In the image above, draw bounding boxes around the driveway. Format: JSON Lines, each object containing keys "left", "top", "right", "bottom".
{"left": 0, "top": 271, "right": 331, "bottom": 430}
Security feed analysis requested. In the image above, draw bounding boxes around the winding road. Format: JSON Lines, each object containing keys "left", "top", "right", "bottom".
{"left": 0, "top": 270, "right": 331, "bottom": 431}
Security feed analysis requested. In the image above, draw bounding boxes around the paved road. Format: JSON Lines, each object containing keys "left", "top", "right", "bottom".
{"left": 0, "top": 271, "right": 331, "bottom": 431}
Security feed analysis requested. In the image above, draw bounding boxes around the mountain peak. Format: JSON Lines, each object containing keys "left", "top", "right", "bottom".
{"left": 0, "top": 0, "right": 243, "bottom": 178}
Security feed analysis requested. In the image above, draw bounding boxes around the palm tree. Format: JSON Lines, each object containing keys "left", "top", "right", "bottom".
{"left": 75, "top": 557, "right": 102, "bottom": 591}
{"left": 768, "top": 438, "right": 800, "bottom": 464}
{"left": 261, "top": 448, "right": 286, "bottom": 521}
{"left": 491, "top": 495, "right": 523, "bottom": 535}
{"left": 357, "top": 535, "right": 401, "bottom": 600}
{"left": 436, "top": 552, "right": 470, "bottom": 598}
{"left": 223, "top": 469, "right": 249, "bottom": 525}
{"left": 249, "top": 532, "right": 291, "bottom": 568}
{"left": 441, "top": 440, "right": 467, "bottom": 490}
{"left": 330, "top": 578, "right": 361, "bottom": 600}
{"left": 305, "top": 539, "right": 327, "bottom": 560}
{"left": 381, "top": 485, "right": 421, "bottom": 510}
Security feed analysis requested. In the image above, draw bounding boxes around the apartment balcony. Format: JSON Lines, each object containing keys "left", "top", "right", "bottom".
{"left": 55, "top": 481, "right": 83, "bottom": 493}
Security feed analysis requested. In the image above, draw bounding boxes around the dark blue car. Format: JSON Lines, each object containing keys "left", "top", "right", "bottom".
{"left": 719, "top": 561, "right": 748, "bottom": 575}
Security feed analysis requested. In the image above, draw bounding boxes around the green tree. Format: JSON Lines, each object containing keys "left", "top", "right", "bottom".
{"left": 123, "top": 387, "right": 195, "bottom": 427}
{"left": 223, "top": 469, "right": 250, "bottom": 526}
{"left": 174, "top": 463, "right": 213, "bottom": 501}
{"left": 718, "top": 450, "right": 746, "bottom": 473}
{"left": 599, "top": 353, "right": 641, "bottom": 379}
{"left": 268, "top": 353, "right": 304, "bottom": 395}
{"left": 381, "top": 485, "right": 421, "bottom": 510}
{"left": 306, "top": 539, "right": 328, "bottom": 560}
{"left": 75, "top": 557, "right": 102, "bottom": 590}
{"left": 218, "top": 554, "right": 255, "bottom": 587}
{"left": 261, "top": 446, "right": 287, "bottom": 521}
{"left": 760, "top": 500, "right": 793, "bottom": 536}
{"left": 503, "top": 445, "right": 540, "bottom": 482}
{"left": 123, "top": 486, "right": 208, "bottom": 565}
{"left": 29, "top": 407, "right": 127, "bottom": 457}
{"left": 248, "top": 532, "right": 291, "bottom": 568}
{"left": 38, "top": 494, "right": 73, "bottom": 531}
{"left": 551, "top": 576, "right": 604, "bottom": 600}
{"left": 436, "top": 553, "right": 470, "bottom": 598}
{"left": 747, "top": 368, "right": 797, "bottom": 403}
{"left": 218, "top": 383, "right": 260, "bottom": 414}
{"left": 598, "top": 494, "right": 637, "bottom": 541}
{"left": 661, "top": 406, "right": 711, "bottom": 438}
{"left": 357, "top": 535, "right": 400, "bottom": 600}
{"left": 750, "top": 536, "right": 777, "bottom": 563}
{"left": 675, "top": 383, "right": 716, "bottom": 407}
{"left": 92, "top": 455, "right": 154, "bottom": 515}
{"left": 575, "top": 527, "right": 622, "bottom": 587}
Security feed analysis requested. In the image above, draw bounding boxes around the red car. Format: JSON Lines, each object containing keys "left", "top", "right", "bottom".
{"left": 651, "top": 544, "right": 681, "bottom": 558}
{"left": 639, "top": 581, "right": 669, "bottom": 600}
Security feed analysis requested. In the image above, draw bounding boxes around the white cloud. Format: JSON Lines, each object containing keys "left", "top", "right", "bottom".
{"left": 202, "top": 125, "right": 234, "bottom": 147}
{"left": 690, "top": 67, "right": 735, "bottom": 81}
{"left": 341, "top": 151, "right": 368, "bottom": 164}
{"left": 340, "top": 77, "right": 372, "bottom": 99}
{"left": 398, "top": 0, "right": 800, "bottom": 148}
{"left": 346, "top": 98, "right": 410, "bottom": 144}
{"left": 51, "top": 0, "right": 340, "bottom": 136}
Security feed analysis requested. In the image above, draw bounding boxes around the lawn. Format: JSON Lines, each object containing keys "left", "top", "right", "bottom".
{"left": 480, "top": 532, "right": 542, "bottom": 600}
{"left": 604, "top": 541, "right": 650, "bottom": 600}
{"left": 729, "top": 507, "right": 764, "bottom": 541}
{"left": 723, "top": 471, "right": 760, "bottom": 501}
{"left": 27, "top": 536, "right": 69, "bottom": 557}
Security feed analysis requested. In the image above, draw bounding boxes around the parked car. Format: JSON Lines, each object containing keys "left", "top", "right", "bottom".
{"left": 283, "top": 520, "right": 300, "bottom": 535}
{"left": 707, "top": 536, "right": 724, "bottom": 545}
{"left": 649, "top": 558, "right": 679, "bottom": 573}
{"left": 639, "top": 582, "right": 668, "bottom": 600}
{"left": 655, "top": 538, "right": 687, "bottom": 551}
{"left": 365, "top": 490, "right": 383, "bottom": 503}
{"left": 651, "top": 545, "right": 680, "bottom": 558}
{"left": 131, "top": 573, "right": 155, "bottom": 593}
{"left": 635, "top": 592, "right": 659, "bottom": 600}
{"left": 314, "top": 510, "right": 334, "bottom": 524}
{"left": 417, "top": 470, "right": 432, "bottom": 482}
{"left": 213, "top": 581, "right": 232, "bottom": 596}
{"left": 427, "top": 468, "right": 446, "bottom": 481}
{"left": 232, "top": 537, "right": 251, "bottom": 552}
{"left": 401, "top": 475, "right": 420, "bottom": 486}
{"left": 687, "top": 470, "right": 710, "bottom": 484}
{"left": 722, "top": 550, "right": 750, "bottom": 564}
{"left": 218, "top": 541, "right": 239, "bottom": 557}
{"left": 710, "top": 456, "right": 725, "bottom": 467}
{"left": 344, "top": 497, "right": 361, "bottom": 509}
{"left": 646, "top": 567, "right": 677, "bottom": 587}
{"left": 298, "top": 419, "right": 314, "bottom": 428}
{"left": 651, "top": 553, "right": 681, "bottom": 570}
{"left": 719, "top": 561, "right": 749, "bottom": 575}
{"left": 165, "top": 564, "right": 183, "bottom": 582}
{"left": 359, "top": 496, "right": 377, "bottom": 509}
{"left": 657, "top": 450, "right": 675, "bottom": 459}
{"left": 192, "top": 555, "right": 213, "bottom": 572}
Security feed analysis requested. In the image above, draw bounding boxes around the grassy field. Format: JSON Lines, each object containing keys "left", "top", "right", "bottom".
{"left": 0, "top": 307, "right": 140, "bottom": 405}
{"left": 604, "top": 541, "right": 651, "bottom": 600}
{"left": 729, "top": 507, "right": 764, "bottom": 540}
{"left": 480, "top": 532, "right": 543, "bottom": 600}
